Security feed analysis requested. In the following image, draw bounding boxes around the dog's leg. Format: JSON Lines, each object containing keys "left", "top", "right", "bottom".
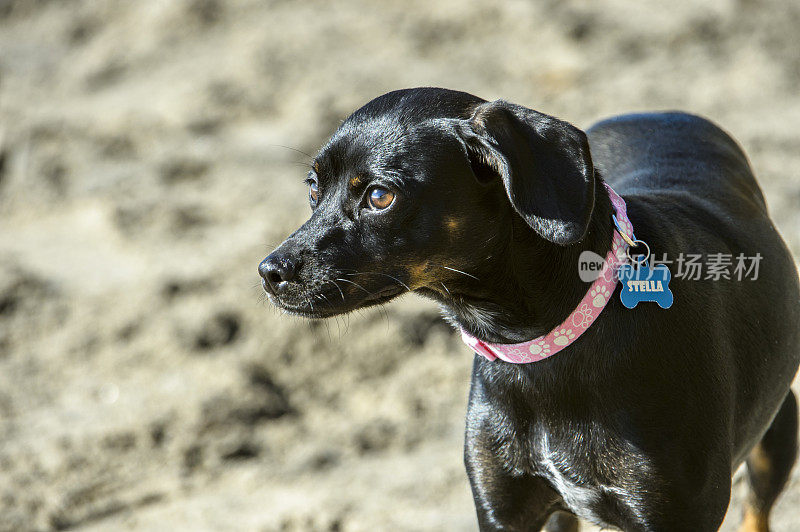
{"left": 467, "top": 465, "right": 559, "bottom": 531}
{"left": 465, "top": 433, "right": 561, "bottom": 531}
{"left": 740, "top": 390, "right": 798, "bottom": 532}
{"left": 543, "top": 511, "right": 580, "bottom": 532}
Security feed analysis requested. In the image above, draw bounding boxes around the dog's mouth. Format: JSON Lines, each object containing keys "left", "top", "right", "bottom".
{"left": 362, "top": 284, "right": 406, "bottom": 304}
{"left": 264, "top": 278, "right": 407, "bottom": 319}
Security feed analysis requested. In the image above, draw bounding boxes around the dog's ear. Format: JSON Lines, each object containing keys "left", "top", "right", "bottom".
{"left": 454, "top": 100, "right": 595, "bottom": 245}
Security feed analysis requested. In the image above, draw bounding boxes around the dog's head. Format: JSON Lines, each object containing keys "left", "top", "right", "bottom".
{"left": 259, "top": 88, "right": 595, "bottom": 319}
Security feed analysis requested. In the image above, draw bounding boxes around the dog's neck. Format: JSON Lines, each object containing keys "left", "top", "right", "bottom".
{"left": 430, "top": 176, "right": 615, "bottom": 344}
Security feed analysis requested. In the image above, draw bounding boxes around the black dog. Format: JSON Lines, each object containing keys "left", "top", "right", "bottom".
{"left": 259, "top": 88, "right": 800, "bottom": 531}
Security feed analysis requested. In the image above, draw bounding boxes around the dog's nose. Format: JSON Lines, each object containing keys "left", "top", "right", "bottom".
{"left": 259, "top": 254, "right": 301, "bottom": 294}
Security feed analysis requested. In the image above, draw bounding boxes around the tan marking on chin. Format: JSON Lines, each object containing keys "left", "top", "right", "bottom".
{"left": 313, "top": 162, "right": 319, "bottom": 173}
{"left": 740, "top": 506, "right": 769, "bottom": 532}
{"left": 408, "top": 261, "right": 434, "bottom": 290}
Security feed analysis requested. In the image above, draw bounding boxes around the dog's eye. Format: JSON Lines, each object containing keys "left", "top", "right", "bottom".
{"left": 308, "top": 181, "right": 319, "bottom": 207}
{"left": 367, "top": 187, "right": 395, "bottom": 210}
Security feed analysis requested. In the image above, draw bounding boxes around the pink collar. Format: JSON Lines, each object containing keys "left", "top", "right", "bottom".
{"left": 460, "top": 183, "right": 633, "bottom": 363}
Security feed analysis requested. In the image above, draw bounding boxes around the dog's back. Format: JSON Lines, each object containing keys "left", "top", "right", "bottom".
{"left": 587, "top": 112, "right": 766, "bottom": 215}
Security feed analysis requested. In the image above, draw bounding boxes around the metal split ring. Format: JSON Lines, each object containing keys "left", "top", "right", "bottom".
{"left": 625, "top": 239, "right": 651, "bottom": 265}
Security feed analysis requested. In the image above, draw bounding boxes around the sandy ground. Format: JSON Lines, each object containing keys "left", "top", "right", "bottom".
{"left": 1, "top": 1, "right": 799, "bottom": 530}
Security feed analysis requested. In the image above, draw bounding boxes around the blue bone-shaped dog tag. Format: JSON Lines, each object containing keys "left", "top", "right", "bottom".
{"left": 618, "top": 260, "right": 674, "bottom": 309}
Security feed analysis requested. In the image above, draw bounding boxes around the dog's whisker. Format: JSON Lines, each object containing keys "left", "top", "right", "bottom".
{"left": 378, "top": 302, "right": 391, "bottom": 332}
{"left": 321, "top": 300, "right": 341, "bottom": 341}
{"left": 345, "top": 271, "right": 410, "bottom": 292}
{"left": 440, "top": 281, "right": 452, "bottom": 296}
{"left": 438, "top": 264, "right": 480, "bottom": 281}
{"left": 319, "top": 305, "right": 333, "bottom": 341}
{"left": 272, "top": 144, "right": 315, "bottom": 160}
{"left": 332, "top": 280, "right": 346, "bottom": 301}
{"left": 322, "top": 279, "right": 346, "bottom": 301}
{"left": 335, "top": 277, "right": 372, "bottom": 295}
{"left": 330, "top": 315, "right": 338, "bottom": 338}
